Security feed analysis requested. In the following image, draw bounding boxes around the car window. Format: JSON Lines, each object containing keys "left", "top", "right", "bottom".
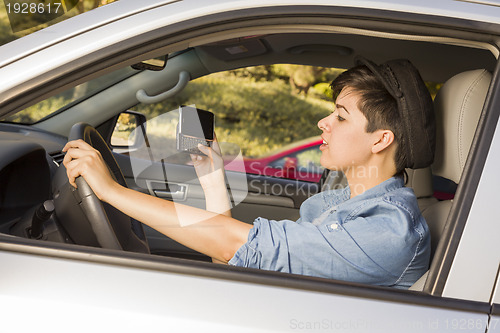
{"left": 117, "top": 65, "right": 340, "bottom": 182}
{"left": 268, "top": 144, "right": 323, "bottom": 176}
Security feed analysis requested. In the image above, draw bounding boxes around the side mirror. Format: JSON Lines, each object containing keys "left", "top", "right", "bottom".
{"left": 110, "top": 111, "right": 147, "bottom": 153}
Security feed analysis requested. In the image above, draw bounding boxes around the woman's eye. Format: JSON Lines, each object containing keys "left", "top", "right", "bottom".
{"left": 337, "top": 115, "right": 345, "bottom": 122}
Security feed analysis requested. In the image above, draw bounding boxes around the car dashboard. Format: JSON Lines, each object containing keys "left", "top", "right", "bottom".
{"left": 0, "top": 123, "right": 67, "bottom": 241}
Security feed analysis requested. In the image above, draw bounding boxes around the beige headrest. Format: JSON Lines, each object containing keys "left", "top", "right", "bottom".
{"left": 432, "top": 69, "right": 491, "bottom": 184}
{"left": 406, "top": 167, "right": 433, "bottom": 198}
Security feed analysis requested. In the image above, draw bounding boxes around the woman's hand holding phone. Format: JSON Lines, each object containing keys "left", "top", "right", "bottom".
{"left": 191, "top": 136, "right": 231, "bottom": 216}
{"left": 190, "top": 136, "right": 225, "bottom": 190}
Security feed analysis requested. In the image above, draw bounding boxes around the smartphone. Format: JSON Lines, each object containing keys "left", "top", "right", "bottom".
{"left": 176, "top": 106, "right": 215, "bottom": 155}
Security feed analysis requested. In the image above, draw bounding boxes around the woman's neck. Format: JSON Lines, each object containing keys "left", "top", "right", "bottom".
{"left": 343, "top": 164, "right": 396, "bottom": 198}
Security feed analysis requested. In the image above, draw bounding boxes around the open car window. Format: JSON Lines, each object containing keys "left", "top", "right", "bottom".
{"left": 111, "top": 65, "right": 336, "bottom": 182}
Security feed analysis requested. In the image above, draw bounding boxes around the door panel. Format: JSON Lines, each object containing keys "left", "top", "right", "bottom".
{"left": 0, "top": 248, "right": 491, "bottom": 332}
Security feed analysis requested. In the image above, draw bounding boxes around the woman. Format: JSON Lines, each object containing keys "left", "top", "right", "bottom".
{"left": 63, "top": 57, "right": 435, "bottom": 288}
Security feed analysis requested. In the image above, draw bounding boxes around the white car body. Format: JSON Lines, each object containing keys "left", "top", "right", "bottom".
{"left": 0, "top": 0, "right": 499, "bottom": 331}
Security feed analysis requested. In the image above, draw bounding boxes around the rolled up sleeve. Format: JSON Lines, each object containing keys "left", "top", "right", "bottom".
{"left": 228, "top": 217, "right": 295, "bottom": 273}
{"left": 228, "top": 216, "right": 346, "bottom": 277}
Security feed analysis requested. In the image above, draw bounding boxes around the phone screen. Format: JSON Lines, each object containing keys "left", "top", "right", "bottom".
{"left": 180, "top": 107, "right": 214, "bottom": 140}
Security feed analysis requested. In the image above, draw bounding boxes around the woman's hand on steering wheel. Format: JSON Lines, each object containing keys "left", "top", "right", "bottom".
{"left": 62, "top": 139, "right": 118, "bottom": 202}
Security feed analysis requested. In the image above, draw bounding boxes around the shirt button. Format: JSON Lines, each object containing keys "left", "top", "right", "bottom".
{"left": 330, "top": 223, "right": 339, "bottom": 230}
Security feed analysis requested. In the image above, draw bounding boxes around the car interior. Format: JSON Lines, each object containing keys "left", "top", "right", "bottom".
{"left": 0, "top": 22, "right": 497, "bottom": 292}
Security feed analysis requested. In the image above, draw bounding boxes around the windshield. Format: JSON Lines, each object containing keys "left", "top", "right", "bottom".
{"left": 0, "top": 65, "right": 136, "bottom": 124}
{"left": 0, "top": 0, "right": 118, "bottom": 48}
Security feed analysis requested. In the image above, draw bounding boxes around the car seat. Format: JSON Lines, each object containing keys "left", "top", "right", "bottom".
{"left": 409, "top": 68, "right": 492, "bottom": 291}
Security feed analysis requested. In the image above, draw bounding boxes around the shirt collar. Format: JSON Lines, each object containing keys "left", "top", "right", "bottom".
{"left": 322, "top": 175, "right": 405, "bottom": 209}
{"left": 349, "top": 175, "right": 405, "bottom": 202}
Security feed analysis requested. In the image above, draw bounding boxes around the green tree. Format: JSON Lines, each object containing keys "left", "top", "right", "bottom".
{"left": 0, "top": 0, "right": 117, "bottom": 46}
{"left": 133, "top": 72, "right": 333, "bottom": 157}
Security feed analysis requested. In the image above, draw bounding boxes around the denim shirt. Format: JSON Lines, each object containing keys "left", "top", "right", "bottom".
{"left": 229, "top": 176, "right": 430, "bottom": 289}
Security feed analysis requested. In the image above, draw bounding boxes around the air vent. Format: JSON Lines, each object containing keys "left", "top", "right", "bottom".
{"left": 49, "top": 151, "right": 65, "bottom": 166}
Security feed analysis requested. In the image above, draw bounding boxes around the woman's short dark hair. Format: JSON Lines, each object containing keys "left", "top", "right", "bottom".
{"left": 330, "top": 65, "right": 408, "bottom": 176}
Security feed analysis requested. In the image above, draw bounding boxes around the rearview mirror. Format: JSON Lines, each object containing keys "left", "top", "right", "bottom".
{"left": 131, "top": 55, "right": 167, "bottom": 71}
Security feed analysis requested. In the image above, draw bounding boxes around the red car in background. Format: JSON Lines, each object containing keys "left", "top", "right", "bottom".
{"left": 227, "top": 136, "right": 324, "bottom": 182}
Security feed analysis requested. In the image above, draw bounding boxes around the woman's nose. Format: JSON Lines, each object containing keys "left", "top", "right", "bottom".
{"left": 318, "top": 115, "right": 329, "bottom": 131}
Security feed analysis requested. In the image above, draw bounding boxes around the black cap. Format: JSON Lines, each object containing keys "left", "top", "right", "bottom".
{"left": 355, "top": 56, "right": 436, "bottom": 169}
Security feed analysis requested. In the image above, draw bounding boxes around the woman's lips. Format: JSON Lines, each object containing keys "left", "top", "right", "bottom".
{"left": 320, "top": 139, "right": 328, "bottom": 151}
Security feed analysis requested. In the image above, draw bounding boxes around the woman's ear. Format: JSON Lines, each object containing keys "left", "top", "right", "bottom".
{"left": 372, "top": 130, "right": 395, "bottom": 154}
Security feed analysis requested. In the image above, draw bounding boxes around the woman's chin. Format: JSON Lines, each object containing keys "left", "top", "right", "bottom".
{"left": 320, "top": 159, "right": 340, "bottom": 172}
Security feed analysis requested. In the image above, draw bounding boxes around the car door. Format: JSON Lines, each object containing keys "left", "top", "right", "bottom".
{"left": 0, "top": 232, "right": 493, "bottom": 332}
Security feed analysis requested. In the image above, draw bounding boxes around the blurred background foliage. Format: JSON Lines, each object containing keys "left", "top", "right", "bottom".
{"left": 2, "top": 60, "right": 443, "bottom": 158}
{"left": 0, "top": 0, "right": 116, "bottom": 45}
{"left": 131, "top": 65, "right": 339, "bottom": 157}
{"left": 130, "top": 65, "right": 442, "bottom": 157}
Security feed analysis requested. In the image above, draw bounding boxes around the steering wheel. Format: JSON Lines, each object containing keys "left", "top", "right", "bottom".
{"left": 52, "top": 122, "right": 149, "bottom": 253}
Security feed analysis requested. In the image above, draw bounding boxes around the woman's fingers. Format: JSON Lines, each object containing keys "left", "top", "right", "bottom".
{"left": 62, "top": 140, "right": 98, "bottom": 168}
{"left": 63, "top": 145, "right": 103, "bottom": 173}
{"left": 197, "top": 144, "right": 211, "bottom": 156}
{"left": 63, "top": 144, "right": 94, "bottom": 165}
{"left": 61, "top": 139, "right": 117, "bottom": 201}
{"left": 190, "top": 153, "right": 204, "bottom": 167}
{"left": 198, "top": 143, "right": 223, "bottom": 162}
{"left": 62, "top": 139, "right": 93, "bottom": 153}
{"left": 65, "top": 158, "right": 83, "bottom": 188}
{"left": 212, "top": 134, "right": 222, "bottom": 155}
{"left": 62, "top": 140, "right": 106, "bottom": 186}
